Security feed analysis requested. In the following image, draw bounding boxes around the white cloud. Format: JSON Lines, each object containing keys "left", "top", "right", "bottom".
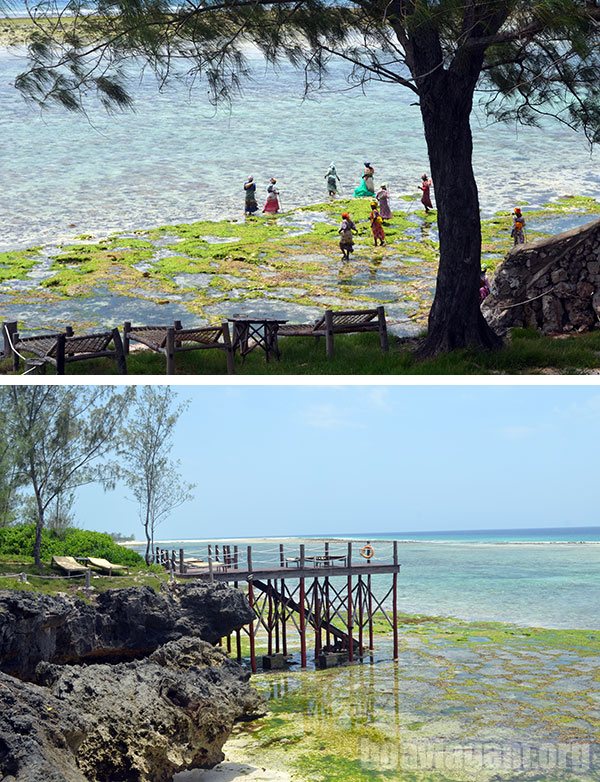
{"left": 366, "top": 387, "right": 393, "bottom": 412}
{"left": 303, "top": 403, "right": 364, "bottom": 430}
{"left": 500, "top": 424, "right": 539, "bottom": 440}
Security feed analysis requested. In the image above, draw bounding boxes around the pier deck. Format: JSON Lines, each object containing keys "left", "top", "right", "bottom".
{"left": 156, "top": 539, "right": 401, "bottom": 671}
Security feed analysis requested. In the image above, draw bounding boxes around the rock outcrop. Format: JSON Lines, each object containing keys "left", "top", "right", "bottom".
{"left": 0, "top": 582, "right": 253, "bottom": 680}
{"left": 0, "top": 583, "right": 264, "bottom": 781}
{"left": 1, "top": 637, "right": 264, "bottom": 782}
{"left": 483, "top": 216, "right": 600, "bottom": 335}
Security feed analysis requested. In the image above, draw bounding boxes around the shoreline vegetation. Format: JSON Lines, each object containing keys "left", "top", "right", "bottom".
{"left": 1, "top": 195, "right": 600, "bottom": 374}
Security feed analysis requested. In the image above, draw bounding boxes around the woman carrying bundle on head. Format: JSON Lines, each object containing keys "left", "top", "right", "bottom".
{"left": 354, "top": 162, "right": 375, "bottom": 198}
{"left": 263, "top": 178, "right": 281, "bottom": 214}
{"left": 338, "top": 211, "right": 358, "bottom": 260}
{"left": 369, "top": 201, "right": 385, "bottom": 247}
{"left": 244, "top": 176, "right": 258, "bottom": 216}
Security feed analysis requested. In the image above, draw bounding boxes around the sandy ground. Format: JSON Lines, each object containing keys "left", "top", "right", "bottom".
{"left": 174, "top": 762, "right": 292, "bottom": 781}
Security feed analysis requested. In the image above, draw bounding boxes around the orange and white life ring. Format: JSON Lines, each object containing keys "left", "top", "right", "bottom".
{"left": 360, "top": 544, "right": 374, "bottom": 560}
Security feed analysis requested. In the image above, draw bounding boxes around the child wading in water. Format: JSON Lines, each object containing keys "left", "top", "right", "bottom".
{"left": 369, "top": 201, "right": 385, "bottom": 246}
{"left": 338, "top": 212, "right": 357, "bottom": 260}
{"left": 511, "top": 208, "right": 526, "bottom": 245}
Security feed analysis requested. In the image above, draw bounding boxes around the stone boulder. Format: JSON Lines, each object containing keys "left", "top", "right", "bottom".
{"left": 0, "top": 582, "right": 253, "bottom": 680}
{"left": 0, "top": 638, "right": 264, "bottom": 782}
{"left": 483, "top": 216, "right": 600, "bottom": 335}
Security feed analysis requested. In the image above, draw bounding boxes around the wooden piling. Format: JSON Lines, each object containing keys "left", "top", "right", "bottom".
{"left": 247, "top": 546, "right": 256, "bottom": 673}
{"left": 299, "top": 544, "right": 307, "bottom": 668}
{"left": 393, "top": 541, "right": 399, "bottom": 660}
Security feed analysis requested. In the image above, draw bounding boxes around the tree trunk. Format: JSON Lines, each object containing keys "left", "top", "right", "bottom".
{"left": 417, "top": 74, "right": 503, "bottom": 357}
{"left": 31, "top": 469, "right": 45, "bottom": 570}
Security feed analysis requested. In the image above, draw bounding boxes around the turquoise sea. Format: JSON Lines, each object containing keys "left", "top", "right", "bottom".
{"left": 140, "top": 527, "right": 600, "bottom": 630}
{"left": 1, "top": 40, "right": 600, "bottom": 252}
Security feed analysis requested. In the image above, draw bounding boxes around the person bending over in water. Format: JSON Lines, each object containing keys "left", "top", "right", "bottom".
{"left": 369, "top": 201, "right": 385, "bottom": 246}
{"left": 325, "top": 163, "right": 341, "bottom": 197}
{"left": 263, "top": 178, "right": 280, "bottom": 214}
{"left": 338, "top": 211, "right": 358, "bottom": 260}
{"left": 419, "top": 173, "right": 433, "bottom": 213}
{"left": 511, "top": 208, "right": 526, "bottom": 245}
{"left": 244, "top": 176, "right": 258, "bottom": 216}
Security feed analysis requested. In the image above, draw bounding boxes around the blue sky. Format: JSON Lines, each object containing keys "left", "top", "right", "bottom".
{"left": 76, "top": 385, "right": 600, "bottom": 539}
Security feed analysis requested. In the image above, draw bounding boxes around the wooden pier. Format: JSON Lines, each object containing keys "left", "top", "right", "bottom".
{"left": 156, "top": 539, "right": 401, "bottom": 672}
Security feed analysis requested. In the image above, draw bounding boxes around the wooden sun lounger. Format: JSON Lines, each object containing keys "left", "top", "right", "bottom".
{"left": 86, "top": 557, "right": 129, "bottom": 575}
{"left": 52, "top": 556, "right": 89, "bottom": 574}
{"left": 123, "top": 320, "right": 235, "bottom": 374}
{"left": 278, "top": 306, "right": 388, "bottom": 358}
{"left": 5, "top": 323, "right": 127, "bottom": 375}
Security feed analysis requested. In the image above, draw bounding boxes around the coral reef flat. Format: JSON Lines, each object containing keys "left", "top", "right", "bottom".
{"left": 0, "top": 196, "right": 598, "bottom": 339}
{"left": 220, "top": 614, "right": 600, "bottom": 782}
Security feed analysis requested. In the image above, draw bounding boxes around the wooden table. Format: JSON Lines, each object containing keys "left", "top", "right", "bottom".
{"left": 228, "top": 317, "right": 287, "bottom": 362}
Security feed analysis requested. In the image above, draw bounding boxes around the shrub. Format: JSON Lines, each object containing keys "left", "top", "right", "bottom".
{"left": 0, "top": 524, "right": 144, "bottom": 566}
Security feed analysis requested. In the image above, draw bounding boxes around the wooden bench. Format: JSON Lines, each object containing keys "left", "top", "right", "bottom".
{"left": 6, "top": 325, "right": 127, "bottom": 375}
{"left": 123, "top": 320, "right": 235, "bottom": 374}
{"left": 278, "top": 306, "right": 388, "bottom": 358}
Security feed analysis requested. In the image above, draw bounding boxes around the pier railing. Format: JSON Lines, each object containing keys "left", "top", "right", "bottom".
{"left": 155, "top": 538, "right": 399, "bottom": 580}
{"left": 156, "top": 539, "right": 401, "bottom": 671}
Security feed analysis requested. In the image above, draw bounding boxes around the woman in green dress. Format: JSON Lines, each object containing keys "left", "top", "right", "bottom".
{"left": 353, "top": 162, "right": 375, "bottom": 198}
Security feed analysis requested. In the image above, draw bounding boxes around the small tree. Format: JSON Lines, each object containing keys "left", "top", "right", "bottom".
{"left": 11, "top": 0, "right": 600, "bottom": 355}
{"left": 0, "top": 386, "right": 133, "bottom": 567}
{"left": 120, "top": 387, "right": 194, "bottom": 564}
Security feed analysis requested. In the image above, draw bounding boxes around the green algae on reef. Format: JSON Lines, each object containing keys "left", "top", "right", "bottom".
{"left": 1, "top": 196, "right": 599, "bottom": 335}
{"left": 226, "top": 614, "right": 600, "bottom": 782}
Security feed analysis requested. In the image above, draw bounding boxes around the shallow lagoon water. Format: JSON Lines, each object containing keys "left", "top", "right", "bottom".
{"left": 1, "top": 46, "right": 599, "bottom": 253}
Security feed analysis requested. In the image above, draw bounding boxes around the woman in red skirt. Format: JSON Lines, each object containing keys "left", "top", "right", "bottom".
{"left": 369, "top": 201, "right": 385, "bottom": 246}
{"left": 263, "top": 178, "right": 280, "bottom": 214}
{"left": 419, "top": 173, "right": 433, "bottom": 213}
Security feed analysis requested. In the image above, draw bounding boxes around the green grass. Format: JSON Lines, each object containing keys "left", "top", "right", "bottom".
{"left": 0, "top": 557, "right": 169, "bottom": 596}
{"left": 3, "top": 327, "right": 600, "bottom": 375}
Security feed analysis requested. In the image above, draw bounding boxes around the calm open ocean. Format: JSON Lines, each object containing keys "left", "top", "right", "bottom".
{"left": 1, "top": 37, "right": 600, "bottom": 251}
{"left": 138, "top": 527, "right": 600, "bottom": 630}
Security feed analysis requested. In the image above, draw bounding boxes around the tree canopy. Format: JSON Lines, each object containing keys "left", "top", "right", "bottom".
{"left": 14, "top": 0, "right": 600, "bottom": 143}
{"left": 9, "top": 0, "right": 600, "bottom": 353}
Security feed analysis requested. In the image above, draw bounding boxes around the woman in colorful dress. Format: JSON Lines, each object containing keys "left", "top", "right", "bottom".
{"left": 338, "top": 211, "right": 357, "bottom": 260}
{"left": 376, "top": 183, "right": 392, "bottom": 220}
{"left": 325, "top": 163, "right": 340, "bottom": 197}
{"left": 244, "top": 176, "right": 258, "bottom": 216}
{"left": 263, "top": 178, "right": 281, "bottom": 214}
{"left": 369, "top": 201, "right": 385, "bottom": 246}
{"left": 419, "top": 173, "right": 433, "bottom": 213}
{"left": 511, "top": 208, "right": 526, "bottom": 245}
{"left": 353, "top": 162, "right": 375, "bottom": 198}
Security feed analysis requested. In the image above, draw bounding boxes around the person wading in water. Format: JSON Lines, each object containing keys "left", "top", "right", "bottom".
{"left": 244, "top": 176, "right": 258, "bottom": 216}
{"left": 511, "top": 208, "right": 526, "bottom": 245}
{"left": 419, "top": 173, "right": 433, "bottom": 213}
{"left": 338, "top": 211, "right": 358, "bottom": 260}
{"left": 325, "top": 163, "right": 341, "bottom": 197}
{"left": 369, "top": 201, "right": 386, "bottom": 246}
